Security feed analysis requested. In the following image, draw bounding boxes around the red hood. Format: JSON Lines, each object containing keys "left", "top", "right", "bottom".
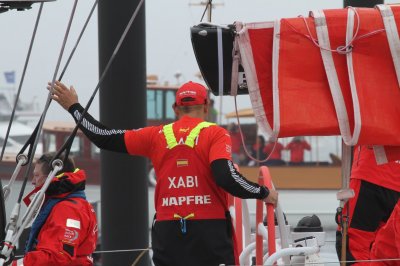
{"left": 23, "top": 169, "right": 86, "bottom": 206}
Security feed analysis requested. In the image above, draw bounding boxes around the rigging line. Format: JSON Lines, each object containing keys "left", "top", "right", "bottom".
{"left": 16, "top": 0, "right": 79, "bottom": 204}
{"left": 0, "top": 3, "right": 44, "bottom": 163}
{"left": 13, "top": 247, "right": 152, "bottom": 258}
{"left": 224, "top": 257, "right": 400, "bottom": 265}
{"left": 200, "top": 0, "right": 211, "bottom": 22}
{"left": 58, "top": 0, "right": 98, "bottom": 81}
{"left": 131, "top": 247, "right": 151, "bottom": 266}
{"left": 233, "top": 96, "right": 278, "bottom": 164}
{"left": 53, "top": 0, "right": 145, "bottom": 161}
{"left": 16, "top": 0, "right": 98, "bottom": 160}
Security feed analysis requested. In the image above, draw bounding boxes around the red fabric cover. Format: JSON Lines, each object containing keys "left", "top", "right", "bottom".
{"left": 248, "top": 17, "right": 340, "bottom": 137}
{"left": 350, "top": 8, "right": 400, "bottom": 145}
{"left": 245, "top": 7, "right": 400, "bottom": 161}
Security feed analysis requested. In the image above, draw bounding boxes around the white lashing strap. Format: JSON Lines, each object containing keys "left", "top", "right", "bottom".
{"left": 345, "top": 7, "right": 362, "bottom": 146}
{"left": 237, "top": 22, "right": 274, "bottom": 138}
{"left": 271, "top": 19, "right": 281, "bottom": 140}
{"left": 230, "top": 24, "right": 241, "bottom": 97}
{"left": 374, "top": 5, "right": 400, "bottom": 165}
{"left": 312, "top": 10, "right": 352, "bottom": 145}
{"left": 373, "top": 145, "right": 389, "bottom": 164}
{"left": 376, "top": 5, "right": 400, "bottom": 86}
{"left": 217, "top": 27, "right": 224, "bottom": 96}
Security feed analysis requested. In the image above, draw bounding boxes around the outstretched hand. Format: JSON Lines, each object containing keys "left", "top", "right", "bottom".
{"left": 263, "top": 189, "right": 278, "bottom": 207}
{"left": 48, "top": 81, "right": 78, "bottom": 111}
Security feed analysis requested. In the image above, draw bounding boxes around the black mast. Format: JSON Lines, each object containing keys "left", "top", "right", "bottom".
{"left": 344, "top": 0, "right": 383, "bottom": 7}
{"left": 98, "top": 0, "right": 149, "bottom": 265}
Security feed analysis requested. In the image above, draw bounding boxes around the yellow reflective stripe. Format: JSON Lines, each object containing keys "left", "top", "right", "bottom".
{"left": 185, "top": 122, "right": 216, "bottom": 148}
{"left": 184, "top": 213, "right": 195, "bottom": 219}
{"left": 173, "top": 213, "right": 195, "bottom": 220}
{"left": 163, "top": 123, "right": 178, "bottom": 149}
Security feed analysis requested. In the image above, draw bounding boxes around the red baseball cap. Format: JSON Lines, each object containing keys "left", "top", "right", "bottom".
{"left": 175, "top": 81, "right": 208, "bottom": 106}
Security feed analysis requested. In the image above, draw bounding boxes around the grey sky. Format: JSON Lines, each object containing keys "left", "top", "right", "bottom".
{"left": 0, "top": 0, "right": 395, "bottom": 123}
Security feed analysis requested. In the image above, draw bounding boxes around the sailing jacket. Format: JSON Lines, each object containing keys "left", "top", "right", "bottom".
{"left": 351, "top": 146, "right": 400, "bottom": 192}
{"left": 14, "top": 169, "right": 98, "bottom": 266}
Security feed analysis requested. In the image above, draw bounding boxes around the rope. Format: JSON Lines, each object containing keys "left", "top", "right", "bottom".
{"left": 93, "top": 248, "right": 150, "bottom": 254}
{"left": 16, "top": 0, "right": 98, "bottom": 164}
{"left": 16, "top": 0, "right": 79, "bottom": 204}
{"left": 223, "top": 257, "right": 400, "bottom": 265}
{"left": 11, "top": 0, "right": 98, "bottom": 169}
{"left": 282, "top": 7, "right": 385, "bottom": 54}
{"left": 0, "top": 3, "right": 44, "bottom": 164}
{"left": 0, "top": 3, "right": 80, "bottom": 263}
{"left": 53, "top": 0, "right": 145, "bottom": 163}
{"left": 13, "top": 0, "right": 97, "bottom": 186}
{"left": 13, "top": 248, "right": 400, "bottom": 265}
{"left": 200, "top": 0, "right": 212, "bottom": 22}
{"left": 233, "top": 96, "right": 279, "bottom": 164}
{"left": 11, "top": 245, "right": 400, "bottom": 265}
{"left": 131, "top": 247, "right": 151, "bottom": 266}
{"left": 49, "top": 0, "right": 99, "bottom": 166}
{"left": 58, "top": 0, "right": 99, "bottom": 81}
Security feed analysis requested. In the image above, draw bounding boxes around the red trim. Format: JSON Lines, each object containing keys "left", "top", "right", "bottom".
{"left": 256, "top": 166, "right": 276, "bottom": 265}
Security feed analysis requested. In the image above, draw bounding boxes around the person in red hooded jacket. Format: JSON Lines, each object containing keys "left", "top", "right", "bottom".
{"left": 49, "top": 80, "right": 278, "bottom": 266}
{"left": 11, "top": 152, "right": 98, "bottom": 266}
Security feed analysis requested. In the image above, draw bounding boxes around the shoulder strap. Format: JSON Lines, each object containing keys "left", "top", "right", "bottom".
{"left": 185, "top": 122, "right": 216, "bottom": 148}
{"left": 163, "top": 123, "right": 178, "bottom": 149}
{"left": 163, "top": 121, "right": 216, "bottom": 149}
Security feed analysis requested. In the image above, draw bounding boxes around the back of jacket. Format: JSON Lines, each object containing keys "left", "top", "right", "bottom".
{"left": 23, "top": 197, "right": 97, "bottom": 266}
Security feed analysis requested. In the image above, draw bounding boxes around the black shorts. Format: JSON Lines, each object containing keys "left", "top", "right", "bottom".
{"left": 151, "top": 213, "right": 235, "bottom": 266}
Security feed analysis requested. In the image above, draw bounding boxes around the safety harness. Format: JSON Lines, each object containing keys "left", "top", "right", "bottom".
{"left": 159, "top": 121, "right": 223, "bottom": 233}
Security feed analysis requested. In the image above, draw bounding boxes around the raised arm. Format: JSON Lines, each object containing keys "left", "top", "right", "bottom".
{"left": 50, "top": 81, "right": 128, "bottom": 153}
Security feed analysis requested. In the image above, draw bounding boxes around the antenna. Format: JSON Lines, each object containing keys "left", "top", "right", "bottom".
{"left": 189, "top": 0, "right": 225, "bottom": 124}
{"left": 189, "top": 0, "right": 224, "bottom": 23}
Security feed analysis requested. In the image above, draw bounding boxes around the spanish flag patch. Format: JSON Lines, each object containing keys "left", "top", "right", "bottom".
{"left": 176, "top": 159, "right": 189, "bottom": 167}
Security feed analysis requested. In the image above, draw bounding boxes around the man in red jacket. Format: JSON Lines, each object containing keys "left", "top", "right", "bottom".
{"left": 285, "top": 136, "right": 311, "bottom": 165}
{"left": 50, "top": 80, "right": 278, "bottom": 266}
{"left": 11, "top": 153, "right": 98, "bottom": 266}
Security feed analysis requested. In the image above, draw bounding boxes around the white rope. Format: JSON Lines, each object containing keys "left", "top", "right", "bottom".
{"left": 233, "top": 96, "right": 279, "bottom": 164}
{"left": 93, "top": 248, "right": 150, "bottom": 254}
{"left": 284, "top": 7, "right": 384, "bottom": 55}
{"left": 224, "top": 257, "right": 400, "bottom": 265}
{"left": 12, "top": 246, "right": 400, "bottom": 265}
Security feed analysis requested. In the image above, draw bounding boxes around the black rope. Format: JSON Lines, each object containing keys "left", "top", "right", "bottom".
{"left": 17, "top": 0, "right": 79, "bottom": 204}
{"left": 0, "top": 3, "right": 44, "bottom": 163}
{"left": 16, "top": 0, "right": 98, "bottom": 167}
{"left": 17, "top": 119, "right": 40, "bottom": 165}
{"left": 58, "top": 0, "right": 99, "bottom": 81}
{"left": 53, "top": 0, "right": 145, "bottom": 165}
{"left": 200, "top": 0, "right": 212, "bottom": 22}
